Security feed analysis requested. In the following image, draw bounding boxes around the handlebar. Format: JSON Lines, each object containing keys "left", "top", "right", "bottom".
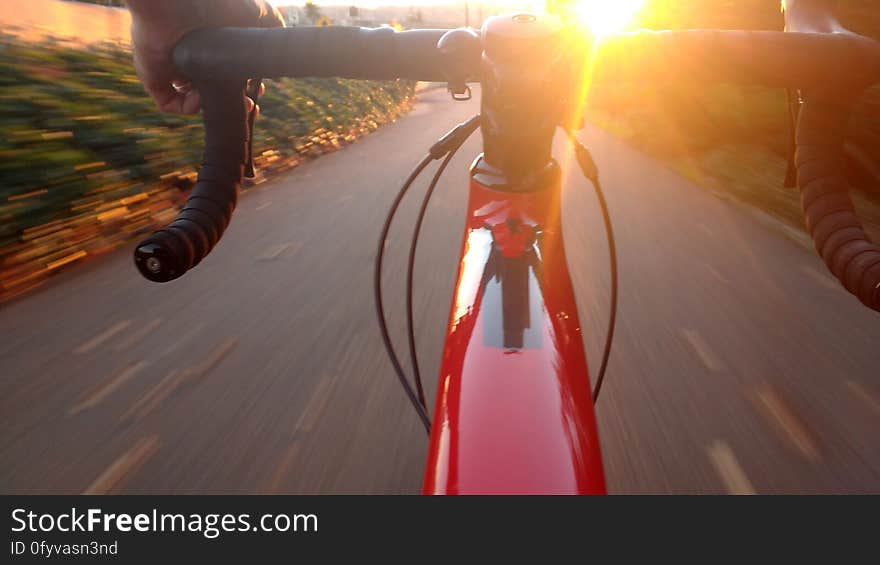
{"left": 593, "top": 30, "right": 880, "bottom": 91}
{"left": 133, "top": 26, "right": 470, "bottom": 282}
{"left": 172, "top": 25, "right": 880, "bottom": 90}
{"left": 133, "top": 79, "right": 247, "bottom": 282}
{"left": 172, "top": 26, "right": 457, "bottom": 83}
{"left": 132, "top": 14, "right": 880, "bottom": 312}
{"left": 787, "top": 0, "right": 880, "bottom": 313}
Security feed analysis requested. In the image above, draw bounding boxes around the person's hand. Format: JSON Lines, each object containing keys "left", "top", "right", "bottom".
{"left": 128, "top": 0, "right": 284, "bottom": 114}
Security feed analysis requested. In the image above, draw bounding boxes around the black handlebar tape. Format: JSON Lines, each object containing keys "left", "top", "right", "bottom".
{"left": 594, "top": 31, "right": 880, "bottom": 91}
{"left": 172, "top": 26, "right": 460, "bottom": 83}
{"left": 781, "top": 3, "right": 879, "bottom": 312}
{"left": 134, "top": 81, "right": 247, "bottom": 282}
{"left": 796, "top": 95, "right": 880, "bottom": 312}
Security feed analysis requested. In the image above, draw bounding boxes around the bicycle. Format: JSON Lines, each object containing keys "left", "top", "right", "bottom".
{"left": 131, "top": 2, "right": 880, "bottom": 494}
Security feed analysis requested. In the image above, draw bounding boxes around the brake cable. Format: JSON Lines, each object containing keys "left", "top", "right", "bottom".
{"left": 565, "top": 129, "right": 619, "bottom": 404}
{"left": 407, "top": 117, "right": 482, "bottom": 409}
{"left": 375, "top": 116, "right": 481, "bottom": 434}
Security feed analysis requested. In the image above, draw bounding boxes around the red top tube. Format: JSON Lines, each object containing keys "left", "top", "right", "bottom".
{"left": 423, "top": 159, "right": 606, "bottom": 494}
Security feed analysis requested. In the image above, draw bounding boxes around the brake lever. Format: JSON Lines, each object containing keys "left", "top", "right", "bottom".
{"left": 244, "top": 78, "right": 262, "bottom": 178}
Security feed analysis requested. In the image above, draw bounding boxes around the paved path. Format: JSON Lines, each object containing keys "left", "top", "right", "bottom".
{"left": 2, "top": 88, "right": 878, "bottom": 493}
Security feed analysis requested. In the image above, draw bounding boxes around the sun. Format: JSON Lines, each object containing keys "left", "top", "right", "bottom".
{"left": 573, "top": 0, "right": 645, "bottom": 37}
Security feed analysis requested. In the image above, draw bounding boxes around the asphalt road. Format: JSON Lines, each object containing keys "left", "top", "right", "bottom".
{"left": 2, "top": 88, "right": 878, "bottom": 494}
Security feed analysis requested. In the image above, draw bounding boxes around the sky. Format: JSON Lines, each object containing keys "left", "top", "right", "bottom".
{"left": 268, "top": 0, "right": 542, "bottom": 10}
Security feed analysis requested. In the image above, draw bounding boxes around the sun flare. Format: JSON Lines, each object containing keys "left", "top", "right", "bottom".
{"left": 573, "top": 0, "right": 645, "bottom": 37}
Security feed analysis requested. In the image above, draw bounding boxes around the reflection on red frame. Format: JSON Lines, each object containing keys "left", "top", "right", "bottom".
{"left": 423, "top": 170, "right": 606, "bottom": 494}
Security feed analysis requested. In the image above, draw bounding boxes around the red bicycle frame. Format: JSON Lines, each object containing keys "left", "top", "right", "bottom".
{"left": 423, "top": 156, "right": 606, "bottom": 494}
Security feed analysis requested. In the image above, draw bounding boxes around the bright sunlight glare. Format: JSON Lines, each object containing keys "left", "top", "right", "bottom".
{"left": 574, "top": 0, "right": 645, "bottom": 36}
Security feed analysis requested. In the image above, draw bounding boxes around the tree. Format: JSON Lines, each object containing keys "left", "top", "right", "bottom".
{"left": 316, "top": 15, "right": 333, "bottom": 27}
{"left": 304, "top": 1, "right": 322, "bottom": 24}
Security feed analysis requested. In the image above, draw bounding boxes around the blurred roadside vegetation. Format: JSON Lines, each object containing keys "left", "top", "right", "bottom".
{"left": 586, "top": 0, "right": 880, "bottom": 236}
{"left": 0, "top": 34, "right": 413, "bottom": 301}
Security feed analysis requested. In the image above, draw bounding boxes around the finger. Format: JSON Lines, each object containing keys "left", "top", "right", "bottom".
{"left": 146, "top": 83, "right": 200, "bottom": 115}
{"left": 148, "top": 84, "right": 186, "bottom": 113}
{"left": 172, "top": 81, "right": 193, "bottom": 94}
{"left": 135, "top": 52, "right": 202, "bottom": 115}
{"left": 179, "top": 89, "right": 201, "bottom": 115}
{"left": 168, "top": 73, "right": 200, "bottom": 114}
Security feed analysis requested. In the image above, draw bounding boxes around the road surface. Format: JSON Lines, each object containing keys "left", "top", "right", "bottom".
{"left": 1, "top": 88, "right": 878, "bottom": 494}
